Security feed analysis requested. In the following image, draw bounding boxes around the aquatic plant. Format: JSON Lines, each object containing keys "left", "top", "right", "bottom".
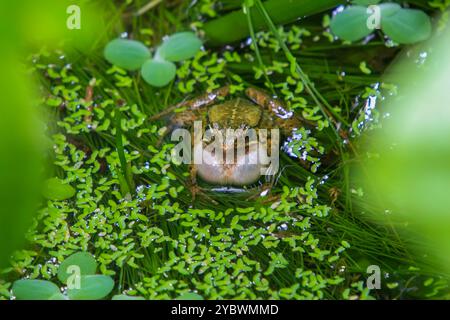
{"left": 104, "top": 32, "right": 202, "bottom": 87}
{"left": 330, "top": 1, "right": 432, "bottom": 43}
{"left": 12, "top": 252, "right": 115, "bottom": 300}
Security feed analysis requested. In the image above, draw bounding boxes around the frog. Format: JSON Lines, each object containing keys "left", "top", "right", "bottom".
{"left": 149, "top": 86, "right": 304, "bottom": 199}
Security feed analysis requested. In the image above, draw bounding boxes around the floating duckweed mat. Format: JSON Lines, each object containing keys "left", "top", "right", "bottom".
{"left": 1, "top": 0, "right": 448, "bottom": 300}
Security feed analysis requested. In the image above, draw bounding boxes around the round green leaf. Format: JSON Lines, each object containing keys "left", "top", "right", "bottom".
{"left": 104, "top": 39, "right": 151, "bottom": 71}
{"left": 330, "top": 6, "right": 373, "bottom": 42}
{"left": 112, "top": 294, "right": 145, "bottom": 300}
{"left": 67, "top": 275, "right": 114, "bottom": 300}
{"left": 57, "top": 252, "right": 98, "bottom": 284}
{"left": 157, "top": 32, "right": 202, "bottom": 62}
{"left": 381, "top": 9, "right": 432, "bottom": 44}
{"left": 42, "top": 177, "right": 75, "bottom": 201}
{"left": 351, "top": 0, "right": 380, "bottom": 5}
{"left": 176, "top": 292, "right": 204, "bottom": 300}
{"left": 12, "top": 280, "right": 60, "bottom": 300}
{"left": 141, "top": 59, "right": 176, "bottom": 87}
{"left": 379, "top": 3, "right": 401, "bottom": 17}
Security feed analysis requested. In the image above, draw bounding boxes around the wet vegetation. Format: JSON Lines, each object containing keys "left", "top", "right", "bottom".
{"left": 0, "top": 0, "right": 449, "bottom": 300}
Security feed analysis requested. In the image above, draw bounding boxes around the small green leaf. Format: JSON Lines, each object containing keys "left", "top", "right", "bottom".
{"left": 67, "top": 275, "right": 114, "bottom": 300}
{"left": 141, "top": 59, "right": 176, "bottom": 87}
{"left": 359, "top": 61, "right": 372, "bottom": 74}
{"left": 12, "top": 280, "right": 60, "bottom": 300}
{"left": 330, "top": 6, "right": 373, "bottom": 42}
{"left": 176, "top": 292, "right": 204, "bottom": 300}
{"left": 112, "top": 294, "right": 145, "bottom": 300}
{"left": 42, "top": 177, "right": 75, "bottom": 201}
{"left": 157, "top": 32, "right": 202, "bottom": 62}
{"left": 104, "top": 39, "right": 151, "bottom": 71}
{"left": 381, "top": 9, "right": 432, "bottom": 44}
{"left": 387, "top": 282, "right": 399, "bottom": 289}
{"left": 57, "top": 252, "right": 98, "bottom": 284}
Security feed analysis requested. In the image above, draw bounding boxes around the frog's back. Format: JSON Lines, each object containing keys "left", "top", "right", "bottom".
{"left": 208, "top": 98, "right": 262, "bottom": 128}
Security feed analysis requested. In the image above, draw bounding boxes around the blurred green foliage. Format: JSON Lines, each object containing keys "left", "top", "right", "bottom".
{"left": 0, "top": 2, "right": 42, "bottom": 267}
{"left": 0, "top": 0, "right": 109, "bottom": 267}
{"left": 360, "top": 18, "right": 450, "bottom": 276}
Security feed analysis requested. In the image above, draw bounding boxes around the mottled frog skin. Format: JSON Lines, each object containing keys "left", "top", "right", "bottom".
{"left": 208, "top": 98, "right": 262, "bottom": 128}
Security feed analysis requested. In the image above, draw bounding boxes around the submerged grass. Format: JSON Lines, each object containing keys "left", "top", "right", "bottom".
{"left": 0, "top": 0, "right": 448, "bottom": 300}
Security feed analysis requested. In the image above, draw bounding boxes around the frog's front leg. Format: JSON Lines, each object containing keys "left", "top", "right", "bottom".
{"left": 188, "top": 164, "right": 218, "bottom": 205}
{"left": 247, "top": 87, "right": 325, "bottom": 172}
{"left": 149, "top": 86, "right": 230, "bottom": 121}
{"left": 188, "top": 164, "right": 200, "bottom": 202}
{"left": 245, "top": 181, "right": 274, "bottom": 201}
{"left": 245, "top": 87, "right": 305, "bottom": 134}
{"left": 155, "top": 110, "right": 199, "bottom": 146}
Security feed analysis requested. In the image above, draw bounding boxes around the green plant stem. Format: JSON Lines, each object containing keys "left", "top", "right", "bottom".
{"left": 243, "top": 2, "right": 274, "bottom": 94}
{"left": 135, "top": 0, "right": 163, "bottom": 16}
{"left": 253, "top": 0, "right": 348, "bottom": 138}
{"left": 203, "top": 0, "right": 343, "bottom": 45}
{"left": 114, "top": 110, "right": 132, "bottom": 196}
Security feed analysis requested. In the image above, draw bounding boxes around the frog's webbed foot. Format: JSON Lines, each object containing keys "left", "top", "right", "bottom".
{"left": 248, "top": 190, "right": 280, "bottom": 205}
{"left": 189, "top": 184, "right": 219, "bottom": 205}
{"left": 245, "top": 181, "right": 274, "bottom": 202}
